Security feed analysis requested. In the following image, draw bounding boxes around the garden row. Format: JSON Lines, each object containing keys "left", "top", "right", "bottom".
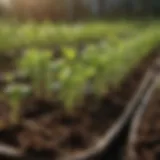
{"left": 0, "top": 21, "right": 154, "bottom": 51}
{"left": 1, "top": 26, "right": 160, "bottom": 124}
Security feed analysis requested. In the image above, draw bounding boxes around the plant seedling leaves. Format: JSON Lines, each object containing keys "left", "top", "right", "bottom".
{"left": 62, "top": 47, "right": 76, "bottom": 60}
{"left": 59, "top": 67, "right": 72, "bottom": 81}
{"left": 5, "top": 84, "right": 31, "bottom": 100}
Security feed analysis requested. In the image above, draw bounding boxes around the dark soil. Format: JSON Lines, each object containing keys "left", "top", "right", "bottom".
{"left": 129, "top": 87, "right": 160, "bottom": 160}
{"left": 0, "top": 49, "right": 158, "bottom": 159}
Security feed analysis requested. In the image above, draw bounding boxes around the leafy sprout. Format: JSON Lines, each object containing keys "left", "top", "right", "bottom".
{"left": 62, "top": 47, "right": 76, "bottom": 61}
{"left": 58, "top": 63, "right": 96, "bottom": 111}
{"left": 18, "top": 48, "right": 53, "bottom": 98}
{"left": 4, "top": 84, "right": 30, "bottom": 124}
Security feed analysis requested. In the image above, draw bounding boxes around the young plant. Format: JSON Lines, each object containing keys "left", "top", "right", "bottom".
{"left": 4, "top": 84, "right": 30, "bottom": 125}
{"left": 58, "top": 63, "right": 95, "bottom": 111}
{"left": 81, "top": 44, "right": 110, "bottom": 96}
{"left": 18, "top": 48, "right": 53, "bottom": 99}
{"left": 62, "top": 46, "right": 76, "bottom": 61}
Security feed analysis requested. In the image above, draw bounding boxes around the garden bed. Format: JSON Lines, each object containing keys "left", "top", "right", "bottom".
{"left": 0, "top": 22, "right": 159, "bottom": 160}
{"left": 0, "top": 46, "right": 158, "bottom": 160}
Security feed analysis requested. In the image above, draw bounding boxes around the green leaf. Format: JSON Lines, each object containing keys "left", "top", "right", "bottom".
{"left": 62, "top": 47, "right": 76, "bottom": 60}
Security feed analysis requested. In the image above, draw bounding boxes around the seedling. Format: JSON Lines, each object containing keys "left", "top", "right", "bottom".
{"left": 62, "top": 47, "right": 76, "bottom": 61}
{"left": 4, "top": 84, "right": 30, "bottom": 125}
{"left": 18, "top": 48, "right": 53, "bottom": 99}
{"left": 58, "top": 62, "right": 95, "bottom": 111}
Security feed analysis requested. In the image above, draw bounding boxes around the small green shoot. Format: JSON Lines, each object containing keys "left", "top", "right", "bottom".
{"left": 4, "top": 84, "right": 30, "bottom": 124}
{"left": 18, "top": 48, "right": 53, "bottom": 98}
{"left": 62, "top": 47, "right": 76, "bottom": 61}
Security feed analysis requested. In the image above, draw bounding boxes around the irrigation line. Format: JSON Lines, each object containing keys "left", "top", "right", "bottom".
{"left": 0, "top": 143, "right": 23, "bottom": 158}
{"left": 125, "top": 68, "right": 160, "bottom": 160}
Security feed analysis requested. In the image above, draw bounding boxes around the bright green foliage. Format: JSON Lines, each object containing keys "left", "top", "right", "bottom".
{"left": 58, "top": 62, "right": 96, "bottom": 110}
{"left": 0, "top": 21, "right": 151, "bottom": 51}
{"left": 62, "top": 47, "right": 76, "bottom": 60}
{"left": 2, "top": 22, "right": 160, "bottom": 120}
{"left": 18, "top": 48, "right": 53, "bottom": 98}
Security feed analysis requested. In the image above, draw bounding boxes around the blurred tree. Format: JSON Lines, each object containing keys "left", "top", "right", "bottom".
{"left": 101, "top": 0, "right": 160, "bottom": 16}
{"left": 7, "top": 0, "right": 71, "bottom": 21}
{"left": 71, "top": 0, "right": 91, "bottom": 20}
{"left": 0, "top": 0, "right": 160, "bottom": 20}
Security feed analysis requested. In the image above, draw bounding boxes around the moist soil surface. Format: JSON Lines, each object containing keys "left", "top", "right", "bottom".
{"left": 129, "top": 86, "right": 160, "bottom": 160}
{"left": 0, "top": 50, "right": 158, "bottom": 159}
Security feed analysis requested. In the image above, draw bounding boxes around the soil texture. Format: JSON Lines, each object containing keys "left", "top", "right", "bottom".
{"left": 127, "top": 86, "right": 160, "bottom": 160}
